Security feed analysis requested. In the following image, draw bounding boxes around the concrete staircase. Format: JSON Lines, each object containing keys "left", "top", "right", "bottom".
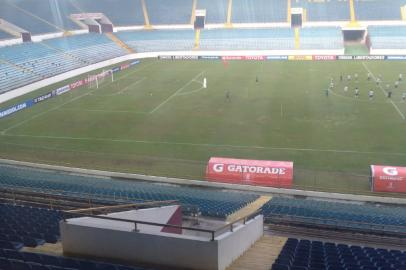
{"left": 227, "top": 195, "right": 272, "bottom": 223}
{"left": 294, "top": 28, "right": 300, "bottom": 49}
{"left": 226, "top": 0, "right": 233, "bottom": 27}
{"left": 106, "top": 33, "right": 135, "bottom": 54}
{"left": 227, "top": 235, "right": 287, "bottom": 270}
{"left": 141, "top": 0, "right": 152, "bottom": 29}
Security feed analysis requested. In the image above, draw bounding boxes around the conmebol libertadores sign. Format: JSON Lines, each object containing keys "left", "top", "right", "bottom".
{"left": 206, "top": 157, "right": 293, "bottom": 188}
{"left": 370, "top": 165, "right": 406, "bottom": 193}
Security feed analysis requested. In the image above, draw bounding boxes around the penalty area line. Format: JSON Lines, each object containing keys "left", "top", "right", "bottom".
{"left": 0, "top": 90, "right": 96, "bottom": 135}
{"left": 2, "top": 133, "right": 406, "bottom": 157}
{"left": 361, "top": 62, "right": 406, "bottom": 120}
{"left": 149, "top": 70, "right": 205, "bottom": 114}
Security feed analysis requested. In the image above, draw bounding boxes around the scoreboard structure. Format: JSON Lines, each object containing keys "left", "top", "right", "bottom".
{"left": 194, "top": 9, "right": 206, "bottom": 29}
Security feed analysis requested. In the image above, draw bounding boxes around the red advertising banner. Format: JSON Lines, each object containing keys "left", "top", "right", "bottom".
{"left": 370, "top": 165, "right": 406, "bottom": 193}
{"left": 313, "top": 55, "right": 337, "bottom": 61}
{"left": 221, "top": 56, "right": 266, "bottom": 61}
{"left": 70, "top": 79, "right": 85, "bottom": 90}
{"left": 206, "top": 157, "right": 293, "bottom": 188}
{"left": 120, "top": 63, "right": 130, "bottom": 70}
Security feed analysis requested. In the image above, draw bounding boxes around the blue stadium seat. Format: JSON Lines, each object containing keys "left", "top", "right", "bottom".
{"left": 300, "top": 27, "right": 343, "bottom": 50}
{"left": 292, "top": 0, "right": 350, "bottom": 21}
{"left": 368, "top": 26, "right": 406, "bottom": 50}
{"left": 116, "top": 30, "right": 195, "bottom": 52}
{"left": 0, "top": 164, "right": 259, "bottom": 219}
{"left": 146, "top": 0, "right": 192, "bottom": 24}
{"left": 196, "top": 0, "right": 228, "bottom": 23}
{"left": 9, "top": 259, "right": 32, "bottom": 270}
{"left": 273, "top": 238, "right": 406, "bottom": 270}
{"left": 262, "top": 197, "right": 406, "bottom": 233}
{"left": 232, "top": 0, "right": 287, "bottom": 23}
{"left": 199, "top": 28, "right": 295, "bottom": 50}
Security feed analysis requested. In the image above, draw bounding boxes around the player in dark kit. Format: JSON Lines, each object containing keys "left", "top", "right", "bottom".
{"left": 388, "top": 91, "right": 392, "bottom": 98}
{"left": 225, "top": 90, "right": 230, "bottom": 101}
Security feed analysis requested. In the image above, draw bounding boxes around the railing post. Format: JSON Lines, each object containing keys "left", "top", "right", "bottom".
{"left": 133, "top": 222, "right": 139, "bottom": 232}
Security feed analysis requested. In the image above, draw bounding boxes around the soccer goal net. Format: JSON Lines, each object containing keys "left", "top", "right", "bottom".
{"left": 88, "top": 69, "right": 114, "bottom": 89}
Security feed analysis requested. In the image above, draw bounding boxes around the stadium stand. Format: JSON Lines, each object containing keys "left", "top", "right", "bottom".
{"left": 368, "top": 25, "right": 406, "bottom": 49}
{"left": 72, "top": 0, "right": 145, "bottom": 26}
{"left": 199, "top": 28, "right": 295, "bottom": 50}
{"left": 116, "top": 30, "right": 195, "bottom": 52}
{"left": 196, "top": 0, "right": 228, "bottom": 24}
{"left": 354, "top": 0, "right": 406, "bottom": 21}
{"left": 145, "top": 0, "right": 193, "bottom": 25}
{"left": 0, "top": 3, "right": 58, "bottom": 34}
{"left": 0, "top": 204, "right": 154, "bottom": 270}
{"left": 0, "top": 203, "right": 61, "bottom": 247}
{"left": 10, "top": 0, "right": 80, "bottom": 31}
{"left": 0, "top": 33, "right": 128, "bottom": 92}
{"left": 0, "top": 164, "right": 259, "bottom": 218}
{"left": 43, "top": 33, "right": 127, "bottom": 63}
{"left": 231, "top": 0, "right": 287, "bottom": 23}
{"left": 272, "top": 238, "right": 406, "bottom": 270}
{"left": 0, "top": 31, "right": 13, "bottom": 40}
{"left": 300, "top": 27, "right": 344, "bottom": 50}
{"left": 292, "top": 0, "right": 350, "bottom": 21}
{"left": 262, "top": 197, "right": 406, "bottom": 233}
{"left": 0, "top": 62, "right": 41, "bottom": 94}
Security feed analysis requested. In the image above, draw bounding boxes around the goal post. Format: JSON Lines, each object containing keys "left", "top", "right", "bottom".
{"left": 88, "top": 69, "right": 114, "bottom": 89}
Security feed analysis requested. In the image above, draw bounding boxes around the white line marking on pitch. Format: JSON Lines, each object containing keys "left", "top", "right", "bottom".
{"left": 118, "top": 60, "right": 158, "bottom": 81}
{"left": 0, "top": 61, "right": 157, "bottom": 134}
{"left": 361, "top": 62, "right": 406, "bottom": 120}
{"left": 149, "top": 71, "right": 205, "bottom": 114}
{"left": 0, "top": 90, "right": 95, "bottom": 135}
{"left": 90, "top": 77, "right": 147, "bottom": 97}
{"left": 57, "top": 108, "right": 149, "bottom": 114}
{"left": 2, "top": 133, "right": 406, "bottom": 156}
{"left": 176, "top": 86, "right": 205, "bottom": 96}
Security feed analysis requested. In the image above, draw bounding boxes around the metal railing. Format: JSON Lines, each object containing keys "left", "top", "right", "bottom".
{"left": 62, "top": 207, "right": 262, "bottom": 241}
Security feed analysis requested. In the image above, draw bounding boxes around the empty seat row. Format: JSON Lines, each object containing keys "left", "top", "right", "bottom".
{"left": 272, "top": 238, "right": 406, "bottom": 270}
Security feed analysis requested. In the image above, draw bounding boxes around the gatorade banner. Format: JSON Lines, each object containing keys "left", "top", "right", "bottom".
{"left": 288, "top": 55, "right": 312, "bottom": 61}
{"left": 206, "top": 157, "right": 293, "bottom": 188}
{"left": 370, "top": 165, "right": 406, "bottom": 193}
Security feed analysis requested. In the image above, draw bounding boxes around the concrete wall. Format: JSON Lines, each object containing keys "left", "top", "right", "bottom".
{"left": 217, "top": 215, "right": 264, "bottom": 270}
{"left": 68, "top": 205, "right": 181, "bottom": 234}
{"left": 61, "top": 214, "right": 264, "bottom": 270}
{"left": 61, "top": 221, "right": 218, "bottom": 270}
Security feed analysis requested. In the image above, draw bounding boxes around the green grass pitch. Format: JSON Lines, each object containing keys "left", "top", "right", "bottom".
{"left": 1, "top": 59, "right": 406, "bottom": 196}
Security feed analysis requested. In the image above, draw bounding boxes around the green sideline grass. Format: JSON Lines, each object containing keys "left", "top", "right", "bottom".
{"left": 1, "top": 59, "right": 406, "bottom": 197}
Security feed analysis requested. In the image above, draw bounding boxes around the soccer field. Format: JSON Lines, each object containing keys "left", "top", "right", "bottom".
{"left": 1, "top": 59, "right": 406, "bottom": 195}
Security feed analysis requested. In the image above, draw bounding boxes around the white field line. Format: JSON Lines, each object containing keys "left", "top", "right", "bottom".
{"left": 1, "top": 90, "right": 95, "bottom": 135}
{"left": 176, "top": 86, "right": 204, "bottom": 96}
{"left": 0, "top": 141, "right": 204, "bottom": 164}
{"left": 118, "top": 77, "right": 147, "bottom": 94}
{"left": 2, "top": 133, "right": 406, "bottom": 156}
{"left": 57, "top": 108, "right": 149, "bottom": 114}
{"left": 149, "top": 71, "right": 205, "bottom": 114}
{"left": 0, "top": 61, "right": 157, "bottom": 134}
{"left": 118, "top": 60, "right": 158, "bottom": 81}
{"left": 361, "top": 62, "right": 406, "bottom": 120}
{"left": 90, "top": 77, "right": 147, "bottom": 97}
